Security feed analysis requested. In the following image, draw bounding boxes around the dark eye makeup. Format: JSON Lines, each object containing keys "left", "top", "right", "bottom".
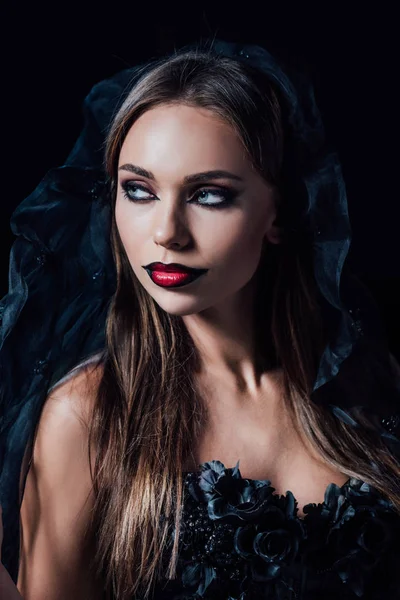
{"left": 120, "top": 181, "right": 238, "bottom": 210}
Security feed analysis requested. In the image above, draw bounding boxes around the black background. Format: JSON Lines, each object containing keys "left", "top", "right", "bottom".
{"left": 2, "top": 3, "right": 399, "bottom": 358}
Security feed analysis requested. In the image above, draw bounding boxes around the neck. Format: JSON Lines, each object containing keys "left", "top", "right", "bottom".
{"left": 182, "top": 271, "right": 276, "bottom": 397}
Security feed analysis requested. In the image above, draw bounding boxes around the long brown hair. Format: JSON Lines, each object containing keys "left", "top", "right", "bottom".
{"left": 85, "top": 46, "right": 400, "bottom": 599}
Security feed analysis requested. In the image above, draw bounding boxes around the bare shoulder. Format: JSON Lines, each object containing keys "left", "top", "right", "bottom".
{"left": 29, "top": 353, "right": 105, "bottom": 485}
{"left": 46, "top": 353, "right": 105, "bottom": 432}
{"left": 18, "top": 355, "right": 106, "bottom": 599}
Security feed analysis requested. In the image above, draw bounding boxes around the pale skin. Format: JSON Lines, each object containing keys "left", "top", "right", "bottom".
{"left": 116, "top": 103, "right": 349, "bottom": 495}
{"left": 1, "top": 102, "right": 349, "bottom": 599}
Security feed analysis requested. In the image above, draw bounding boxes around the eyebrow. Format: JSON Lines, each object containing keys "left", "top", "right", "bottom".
{"left": 118, "top": 163, "right": 243, "bottom": 184}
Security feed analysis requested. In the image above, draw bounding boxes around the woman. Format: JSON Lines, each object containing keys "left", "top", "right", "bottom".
{"left": 0, "top": 39, "right": 400, "bottom": 599}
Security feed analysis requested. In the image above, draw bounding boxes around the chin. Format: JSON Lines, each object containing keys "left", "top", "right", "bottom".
{"left": 151, "top": 296, "right": 207, "bottom": 317}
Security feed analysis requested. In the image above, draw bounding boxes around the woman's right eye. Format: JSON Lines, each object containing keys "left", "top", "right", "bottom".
{"left": 121, "top": 182, "right": 153, "bottom": 203}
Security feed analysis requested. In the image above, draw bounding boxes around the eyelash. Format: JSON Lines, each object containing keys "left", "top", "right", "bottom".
{"left": 120, "top": 182, "right": 236, "bottom": 210}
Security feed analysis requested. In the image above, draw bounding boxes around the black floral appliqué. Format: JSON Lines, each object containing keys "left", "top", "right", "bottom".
{"left": 160, "top": 461, "right": 400, "bottom": 600}
{"left": 318, "top": 480, "right": 400, "bottom": 597}
{"left": 174, "top": 460, "right": 308, "bottom": 599}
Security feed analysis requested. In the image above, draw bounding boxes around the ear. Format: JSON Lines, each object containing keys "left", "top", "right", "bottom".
{"left": 264, "top": 221, "right": 283, "bottom": 245}
{"left": 264, "top": 188, "right": 283, "bottom": 245}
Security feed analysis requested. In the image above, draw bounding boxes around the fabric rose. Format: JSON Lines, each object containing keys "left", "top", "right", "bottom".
{"left": 195, "top": 460, "right": 277, "bottom": 523}
{"left": 234, "top": 500, "right": 306, "bottom": 582}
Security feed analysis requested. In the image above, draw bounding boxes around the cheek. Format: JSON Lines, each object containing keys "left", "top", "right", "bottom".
{"left": 226, "top": 234, "right": 263, "bottom": 284}
{"left": 206, "top": 217, "right": 265, "bottom": 268}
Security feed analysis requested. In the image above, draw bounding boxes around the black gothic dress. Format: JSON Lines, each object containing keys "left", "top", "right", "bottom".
{"left": 150, "top": 460, "right": 400, "bottom": 600}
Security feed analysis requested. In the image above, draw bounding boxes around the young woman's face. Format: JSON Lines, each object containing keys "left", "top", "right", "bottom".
{"left": 115, "top": 103, "right": 281, "bottom": 316}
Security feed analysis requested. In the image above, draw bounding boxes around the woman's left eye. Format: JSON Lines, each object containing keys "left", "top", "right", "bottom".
{"left": 190, "top": 188, "right": 236, "bottom": 208}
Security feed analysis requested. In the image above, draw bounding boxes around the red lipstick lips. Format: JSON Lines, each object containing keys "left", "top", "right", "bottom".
{"left": 142, "top": 262, "right": 208, "bottom": 288}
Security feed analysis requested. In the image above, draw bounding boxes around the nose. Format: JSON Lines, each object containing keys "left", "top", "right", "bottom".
{"left": 153, "top": 201, "right": 191, "bottom": 250}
